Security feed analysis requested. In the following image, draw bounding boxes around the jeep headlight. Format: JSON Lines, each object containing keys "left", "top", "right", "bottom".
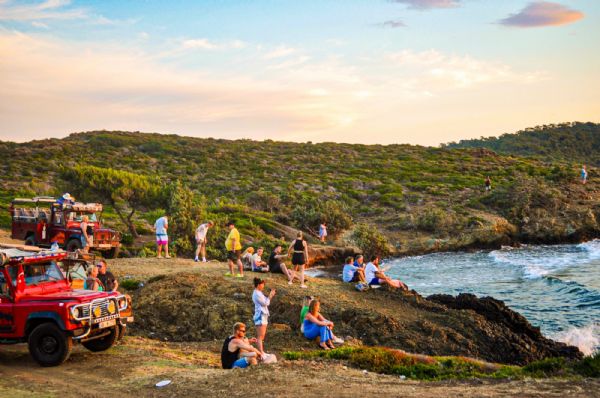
{"left": 107, "top": 301, "right": 116, "bottom": 315}
{"left": 93, "top": 306, "right": 102, "bottom": 318}
{"left": 117, "top": 296, "right": 127, "bottom": 311}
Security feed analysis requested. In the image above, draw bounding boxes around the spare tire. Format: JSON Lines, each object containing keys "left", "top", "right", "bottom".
{"left": 65, "top": 238, "right": 82, "bottom": 252}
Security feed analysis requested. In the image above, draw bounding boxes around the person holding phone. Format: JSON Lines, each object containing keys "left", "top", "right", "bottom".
{"left": 252, "top": 277, "right": 276, "bottom": 356}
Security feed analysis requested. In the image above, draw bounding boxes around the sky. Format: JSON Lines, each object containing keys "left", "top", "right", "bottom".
{"left": 0, "top": 0, "right": 599, "bottom": 146}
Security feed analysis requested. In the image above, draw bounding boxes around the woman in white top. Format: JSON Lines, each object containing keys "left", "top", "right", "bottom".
{"left": 252, "top": 277, "right": 276, "bottom": 355}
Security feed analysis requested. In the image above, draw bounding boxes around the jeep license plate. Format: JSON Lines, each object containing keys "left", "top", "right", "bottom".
{"left": 99, "top": 319, "right": 116, "bottom": 329}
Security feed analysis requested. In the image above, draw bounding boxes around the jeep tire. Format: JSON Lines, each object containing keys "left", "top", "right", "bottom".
{"left": 82, "top": 326, "right": 118, "bottom": 352}
{"left": 65, "top": 238, "right": 82, "bottom": 252}
{"left": 105, "top": 246, "right": 120, "bottom": 259}
{"left": 24, "top": 235, "right": 36, "bottom": 246}
{"left": 28, "top": 322, "right": 72, "bottom": 367}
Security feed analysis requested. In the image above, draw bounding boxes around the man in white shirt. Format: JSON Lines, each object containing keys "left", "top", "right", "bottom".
{"left": 194, "top": 221, "right": 214, "bottom": 262}
{"left": 365, "top": 255, "right": 408, "bottom": 290}
{"left": 252, "top": 247, "right": 269, "bottom": 272}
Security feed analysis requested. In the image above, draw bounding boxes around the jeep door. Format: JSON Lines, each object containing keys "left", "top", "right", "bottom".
{"left": 50, "top": 206, "right": 67, "bottom": 245}
{"left": 0, "top": 268, "right": 15, "bottom": 336}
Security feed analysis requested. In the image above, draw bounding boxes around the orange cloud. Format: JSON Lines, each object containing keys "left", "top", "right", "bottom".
{"left": 499, "top": 1, "right": 584, "bottom": 28}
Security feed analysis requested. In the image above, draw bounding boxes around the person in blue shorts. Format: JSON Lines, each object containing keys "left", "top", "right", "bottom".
{"left": 581, "top": 165, "right": 588, "bottom": 185}
{"left": 221, "top": 322, "right": 262, "bottom": 369}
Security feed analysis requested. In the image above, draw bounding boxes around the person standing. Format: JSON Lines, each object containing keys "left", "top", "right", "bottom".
{"left": 252, "top": 277, "right": 276, "bottom": 356}
{"left": 287, "top": 231, "right": 309, "bottom": 289}
{"left": 80, "top": 215, "right": 94, "bottom": 254}
{"left": 319, "top": 222, "right": 327, "bottom": 244}
{"left": 194, "top": 221, "right": 214, "bottom": 262}
{"left": 225, "top": 221, "right": 243, "bottom": 277}
{"left": 154, "top": 215, "right": 170, "bottom": 259}
{"left": 485, "top": 176, "right": 492, "bottom": 192}
{"left": 581, "top": 165, "right": 588, "bottom": 185}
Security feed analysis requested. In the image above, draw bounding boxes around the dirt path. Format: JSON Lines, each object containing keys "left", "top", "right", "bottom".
{"left": 1, "top": 336, "right": 599, "bottom": 398}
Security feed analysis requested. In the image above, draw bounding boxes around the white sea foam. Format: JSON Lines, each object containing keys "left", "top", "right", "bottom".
{"left": 577, "top": 239, "right": 600, "bottom": 259}
{"left": 553, "top": 324, "right": 600, "bottom": 356}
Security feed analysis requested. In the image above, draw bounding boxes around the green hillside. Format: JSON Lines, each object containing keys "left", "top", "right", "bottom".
{"left": 1, "top": 128, "right": 598, "bottom": 258}
{"left": 445, "top": 122, "right": 600, "bottom": 165}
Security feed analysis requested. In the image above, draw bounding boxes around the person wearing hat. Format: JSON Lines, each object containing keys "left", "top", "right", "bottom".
{"left": 97, "top": 260, "right": 119, "bottom": 292}
{"left": 224, "top": 221, "right": 243, "bottom": 277}
{"left": 56, "top": 193, "right": 75, "bottom": 208}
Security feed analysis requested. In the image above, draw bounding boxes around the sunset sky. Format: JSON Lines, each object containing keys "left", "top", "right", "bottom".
{"left": 1, "top": 0, "right": 599, "bottom": 145}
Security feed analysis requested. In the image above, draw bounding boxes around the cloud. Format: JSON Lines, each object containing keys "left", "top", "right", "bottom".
{"left": 499, "top": 2, "right": 584, "bottom": 28}
{"left": 180, "top": 38, "right": 246, "bottom": 51}
{"left": 390, "top": 0, "right": 459, "bottom": 10}
{"left": 31, "top": 21, "right": 49, "bottom": 29}
{"left": 387, "top": 49, "right": 546, "bottom": 89}
{"left": 380, "top": 19, "right": 407, "bottom": 28}
{"left": 0, "top": 0, "right": 87, "bottom": 21}
{"left": 264, "top": 46, "right": 296, "bottom": 59}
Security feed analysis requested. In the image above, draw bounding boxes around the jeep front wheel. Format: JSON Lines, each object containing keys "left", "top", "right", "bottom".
{"left": 65, "top": 238, "right": 82, "bottom": 252}
{"left": 104, "top": 246, "right": 120, "bottom": 259}
{"left": 28, "top": 323, "right": 72, "bottom": 367}
{"left": 82, "top": 326, "right": 118, "bottom": 352}
{"left": 24, "top": 235, "right": 36, "bottom": 246}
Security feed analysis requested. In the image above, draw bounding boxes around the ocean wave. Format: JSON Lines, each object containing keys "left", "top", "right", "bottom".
{"left": 553, "top": 324, "right": 600, "bottom": 356}
{"left": 577, "top": 239, "right": 600, "bottom": 259}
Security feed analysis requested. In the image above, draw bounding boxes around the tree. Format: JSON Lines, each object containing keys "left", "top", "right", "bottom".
{"left": 290, "top": 198, "right": 352, "bottom": 239}
{"left": 61, "top": 166, "right": 164, "bottom": 238}
{"left": 166, "top": 181, "right": 203, "bottom": 255}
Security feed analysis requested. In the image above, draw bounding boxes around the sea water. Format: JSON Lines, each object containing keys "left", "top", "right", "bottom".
{"left": 386, "top": 241, "right": 600, "bottom": 356}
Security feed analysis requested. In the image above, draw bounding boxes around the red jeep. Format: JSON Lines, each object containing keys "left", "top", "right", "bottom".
{"left": 0, "top": 246, "right": 132, "bottom": 366}
{"left": 10, "top": 197, "right": 121, "bottom": 258}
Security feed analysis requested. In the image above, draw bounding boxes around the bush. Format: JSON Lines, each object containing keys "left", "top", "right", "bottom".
{"left": 573, "top": 352, "right": 600, "bottom": 377}
{"left": 120, "top": 279, "right": 142, "bottom": 290}
{"left": 348, "top": 223, "right": 392, "bottom": 258}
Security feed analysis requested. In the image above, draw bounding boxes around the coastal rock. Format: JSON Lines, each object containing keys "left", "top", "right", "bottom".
{"left": 427, "top": 293, "right": 583, "bottom": 364}
{"left": 130, "top": 270, "right": 582, "bottom": 366}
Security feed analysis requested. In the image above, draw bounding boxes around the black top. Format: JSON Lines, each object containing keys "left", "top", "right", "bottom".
{"left": 98, "top": 271, "right": 116, "bottom": 292}
{"left": 268, "top": 252, "right": 279, "bottom": 268}
{"left": 221, "top": 336, "right": 239, "bottom": 369}
{"left": 293, "top": 239, "right": 305, "bottom": 252}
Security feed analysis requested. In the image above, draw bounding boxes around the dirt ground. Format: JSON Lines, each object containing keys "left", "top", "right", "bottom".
{"left": 1, "top": 336, "right": 599, "bottom": 398}
{"left": 1, "top": 247, "right": 599, "bottom": 397}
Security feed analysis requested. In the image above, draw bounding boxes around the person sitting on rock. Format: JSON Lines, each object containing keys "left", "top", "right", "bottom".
{"left": 303, "top": 299, "right": 343, "bottom": 349}
{"left": 268, "top": 245, "right": 295, "bottom": 284}
{"left": 241, "top": 247, "right": 255, "bottom": 271}
{"left": 364, "top": 255, "right": 408, "bottom": 290}
{"left": 221, "top": 322, "right": 263, "bottom": 369}
{"left": 251, "top": 247, "right": 269, "bottom": 273}
{"left": 342, "top": 256, "right": 367, "bottom": 285}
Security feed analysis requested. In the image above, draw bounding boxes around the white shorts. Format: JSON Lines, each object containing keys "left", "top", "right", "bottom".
{"left": 254, "top": 313, "right": 269, "bottom": 326}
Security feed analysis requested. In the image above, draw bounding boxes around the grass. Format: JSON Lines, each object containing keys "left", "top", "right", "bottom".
{"left": 283, "top": 347, "right": 600, "bottom": 381}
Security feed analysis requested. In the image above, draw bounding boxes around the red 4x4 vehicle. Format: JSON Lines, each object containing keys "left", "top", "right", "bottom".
{"left": 10, "top": 197, "right": 121, "bottom": 258}
{"left": 0, "top": 245, "right": 132, "bottom": 366}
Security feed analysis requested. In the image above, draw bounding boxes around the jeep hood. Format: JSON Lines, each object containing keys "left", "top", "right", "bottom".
{"left": 21, "top": 289, "right": 116, "bottom": 302}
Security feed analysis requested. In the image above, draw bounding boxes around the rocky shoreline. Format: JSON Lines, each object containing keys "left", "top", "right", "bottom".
{"left": 118, "top": 258, "right": 583, "bottom": 366}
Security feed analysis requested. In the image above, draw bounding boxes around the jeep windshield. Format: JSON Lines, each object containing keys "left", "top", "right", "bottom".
{"left": 8, "top": 261, "right": 65, "bottom": 286}
{"left": 67, "top": 212, "right": 98, "bottom": 222}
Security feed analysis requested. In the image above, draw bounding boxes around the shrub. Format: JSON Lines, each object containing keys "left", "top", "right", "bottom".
{"left": 120, "top": 279, "right": 142, "bottom": 290}
{"left": 573, "top": 352, "right": 600, "bottom": 377}
{"left": 290, "top": 198, "right": 352, "bottom": 238}
{"left": 348, "top": 223, "right": 392, "bottom": 258}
